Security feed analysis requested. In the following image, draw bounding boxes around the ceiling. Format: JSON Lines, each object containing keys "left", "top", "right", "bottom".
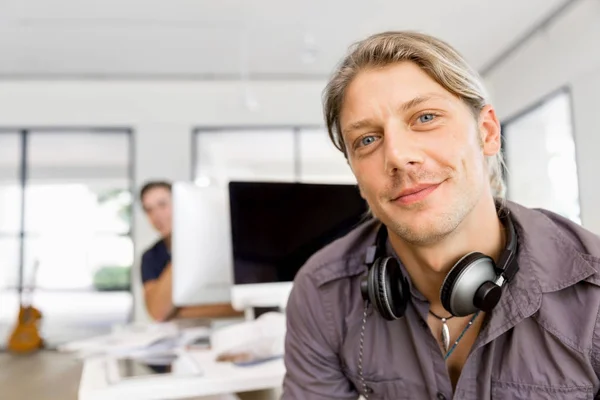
{"left": 0, "top": 0, "right": 570, "bottom": 79}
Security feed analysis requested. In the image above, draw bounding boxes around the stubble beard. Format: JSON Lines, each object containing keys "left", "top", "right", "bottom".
{"left": 369, "top": 179, "right": 481, "bottom": 247}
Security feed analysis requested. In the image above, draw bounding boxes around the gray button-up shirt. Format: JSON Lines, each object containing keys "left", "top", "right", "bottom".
{"left": 282, "top": 201, "right": 600, "bottom": 399}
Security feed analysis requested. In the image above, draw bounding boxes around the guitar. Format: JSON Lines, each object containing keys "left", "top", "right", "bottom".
{"left": 7, "top": 260, "right": 44, "bottom": 354}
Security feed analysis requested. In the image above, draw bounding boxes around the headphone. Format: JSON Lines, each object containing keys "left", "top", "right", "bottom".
{"left": 360, "top": 205, "right": 519, "bottom": 318}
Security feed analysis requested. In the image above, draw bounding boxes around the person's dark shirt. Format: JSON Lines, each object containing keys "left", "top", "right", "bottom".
{"left": 141, "top": 239, "right": 171, "bottom": 284}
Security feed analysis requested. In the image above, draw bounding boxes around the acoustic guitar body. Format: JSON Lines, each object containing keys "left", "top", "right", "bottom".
{"left": 8, "top": 306, "right": 44, "bottom": 354}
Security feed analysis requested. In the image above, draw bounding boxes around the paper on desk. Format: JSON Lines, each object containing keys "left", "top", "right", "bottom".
{"left": 211, "top": 312, "right": 286, "bottom": 365}
{"left": 179, "top": 326, "right": 212, "bottom": 347}
{"left": 58, "top": 330, "right": 171, "bottom": 358}
{"left": 58, "top": 322, "right": 211, "bottom": 359}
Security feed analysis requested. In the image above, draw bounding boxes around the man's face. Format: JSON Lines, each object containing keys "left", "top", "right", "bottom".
{"left": 340, "top": 62, "right": 501, "bottom": 246}
{"left": 141, "top": 187, "right": 173, "bottom": 238}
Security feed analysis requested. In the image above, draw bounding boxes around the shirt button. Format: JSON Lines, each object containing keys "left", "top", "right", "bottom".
{"left": 436, "top": 393, "right": 447, "bottom": 400}
{"left": 364, "top": 386, "right": 373, "bottom": 394}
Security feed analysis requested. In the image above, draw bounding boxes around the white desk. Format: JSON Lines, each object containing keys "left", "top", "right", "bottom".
{"left": 78, "top": 349, "right": 285, "bottom": 400}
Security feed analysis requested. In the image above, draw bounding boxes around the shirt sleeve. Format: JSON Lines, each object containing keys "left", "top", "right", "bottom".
{"left": 281, "top": 271, "right": 358, "bottom": 399}
{"left": 141, "top": 250, "right": 164, "bottom": 284}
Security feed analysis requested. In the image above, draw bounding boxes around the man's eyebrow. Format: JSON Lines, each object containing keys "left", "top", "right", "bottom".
{"left": 341, "top": 118, "right": 378, "bottom": 137}
{"left": 398, "top": 93, "right": 447, "bottom": 113}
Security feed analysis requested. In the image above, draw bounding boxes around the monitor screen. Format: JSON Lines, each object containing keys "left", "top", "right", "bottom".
{"left": 228, "top": 181, "right": 370, "bottom": 285}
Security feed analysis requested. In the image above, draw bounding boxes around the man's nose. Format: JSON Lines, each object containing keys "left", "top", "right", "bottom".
{"left": 383, "top": 125, "right": 424, "bottom": 176}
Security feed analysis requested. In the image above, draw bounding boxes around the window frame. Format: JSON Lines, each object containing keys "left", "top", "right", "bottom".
{"left": 500, "top": 86, "right": 582, "bottom": 222}
{"left": 0, "top": 126, "right": 135, "bottom": 293}
{"left": 191, "top": 125, "right": 334, "bottom": 183}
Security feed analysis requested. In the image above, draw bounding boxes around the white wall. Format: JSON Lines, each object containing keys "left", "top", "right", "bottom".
{"left": 0, "top": 80, "right": 326, "bottom": 321}
{"left": 484, "top": 0, "right": 600, "bottom": 233}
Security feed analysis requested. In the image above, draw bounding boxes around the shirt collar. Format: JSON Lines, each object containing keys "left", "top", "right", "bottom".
{"left": 477, "top": 200, "right": 600, "bottom": 345}
{"left": 505, "top": 200, "right": 600, "bottom": 294}
{"left": 384, "top": 200, "right": 600, "bottom": 331}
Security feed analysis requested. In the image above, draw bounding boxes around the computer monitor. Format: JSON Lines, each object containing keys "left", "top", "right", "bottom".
{"left": 228, "top": 181, "right": 370, "bottom": 311}
{"left": 171, "top": 182, "right": 233, "bottom": 307}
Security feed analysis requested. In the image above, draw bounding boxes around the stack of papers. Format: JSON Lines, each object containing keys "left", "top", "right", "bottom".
{"left": 58, "top": 322, "right": 211, "bottom": 363}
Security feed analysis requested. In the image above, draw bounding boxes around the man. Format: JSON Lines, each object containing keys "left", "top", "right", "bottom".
{"left": 282, "top": 31, "right": 600, "bottom": 399}
{"left": 140, "top": 180, "right": 241, "bottom": 322}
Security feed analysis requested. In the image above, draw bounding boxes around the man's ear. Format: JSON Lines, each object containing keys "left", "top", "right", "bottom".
{"left": 479, "top": 105, "right": 502, "bottom": 156}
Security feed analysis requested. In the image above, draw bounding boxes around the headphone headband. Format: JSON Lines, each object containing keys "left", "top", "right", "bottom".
{"left": 361, "top": 200, "right": 520, "bottom": 324}
{"left": 495, "top": 205, "right": 519, "bottom": 282}
{"left": 365, "top": 224, "right": 388, "bottom": 267}
{"left": 365, "top": 202, "right": 519, "bottom": 282}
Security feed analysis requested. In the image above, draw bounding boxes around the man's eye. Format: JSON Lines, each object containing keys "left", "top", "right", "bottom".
{"left": 360, "top": 136, "right": 377, "bottom": 147}
{"left": 418, "top": 113, "right": 436, "bottom": 123}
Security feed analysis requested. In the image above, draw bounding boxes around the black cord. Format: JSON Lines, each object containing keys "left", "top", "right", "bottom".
{"left": 428, "top": 310, "right": 454, "bottom": 320}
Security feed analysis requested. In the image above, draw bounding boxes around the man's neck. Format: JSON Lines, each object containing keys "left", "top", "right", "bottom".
{"left": 389, "top": 196, "right": 505, "bottom": 313}
{"left": 163, "top": 235, "right": 172, "bottom": 251}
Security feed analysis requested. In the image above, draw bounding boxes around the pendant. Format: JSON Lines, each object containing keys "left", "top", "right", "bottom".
{"left": 441, "top": 318, "right": 450, "bottom": 353}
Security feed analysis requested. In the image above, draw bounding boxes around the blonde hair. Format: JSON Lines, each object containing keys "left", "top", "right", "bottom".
{"left": 323, "top": 31, "right": 506, "bottom": 198}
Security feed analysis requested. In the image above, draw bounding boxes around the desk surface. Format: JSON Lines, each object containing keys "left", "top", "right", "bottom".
{"left": 78, "top": 349, "right": 285, "bottom": 400}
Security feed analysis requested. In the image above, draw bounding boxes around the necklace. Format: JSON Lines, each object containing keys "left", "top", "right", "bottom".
{"left": 428, "top": 310, "right": 454, "bottom": 353}
{"left": 428, "top": 310, "right": 480, "bottom": 360}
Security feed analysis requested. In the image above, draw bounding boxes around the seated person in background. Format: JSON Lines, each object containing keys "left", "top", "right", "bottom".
{"left": 140, "top": 180, "right": 242, "bottom": 322}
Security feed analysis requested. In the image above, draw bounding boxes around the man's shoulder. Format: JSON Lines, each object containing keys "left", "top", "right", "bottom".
{"left": 294, "top": 218, "right": 380, "bottom": 289}
{"left": 507, "top": 200, "right": 600, "bottom": 294}
{"left": 141, "top": 238, "right": 170, "bottom": 282}
{"left": 142, "top": 238, "right": 167, "bottom": 260}
{"left": 501, "top": 202, "right": 600, "bottom": 355}
{"left": 507, "top": 200, "right": 600, "bottom": 260}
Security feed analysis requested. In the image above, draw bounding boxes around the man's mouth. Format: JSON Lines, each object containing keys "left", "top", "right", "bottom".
{"left": 391, "top": 182, "right": 442, "bottom": 205}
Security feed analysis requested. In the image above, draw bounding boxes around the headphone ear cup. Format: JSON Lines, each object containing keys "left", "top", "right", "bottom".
{"left": 365, "top": 258, "right": 387, "bottom": 318}
{"left": 368, "top": 256, "right": 409, "bottom": 320}
{"left": 440, "top": 252, "right": 497, "bottom": 317}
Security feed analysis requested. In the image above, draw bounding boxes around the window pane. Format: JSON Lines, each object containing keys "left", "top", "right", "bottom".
{"left": 299, "top": 128, "right": 356, "bottom": 184}
{"left": 504, "top": 91, "right": 580, "bottom": 223}
{"left": 1, "top": 289, "right": 133, "bottom": 349}
{"left": 25, "top": 132, "right": 131, "bottom": 234}
{"left": 33, "top": 290, "right": 132, "bottom": 347}
{"left": 25, "top": 235, "right": 133, "bottom": 290}
{"left": 0, "top": 133, "right": 22, "bottom": 233}
{"left": 25, "top": 184, "right": 132, "bottom": 235}
{"left": 0, "top": 237, "right": 20, "bottom": 288}
{"left": 195, "top": 129, "right": 296, "bottom": 186}
{"left": 27, "top": 132, "right": 129, "bottom": 184}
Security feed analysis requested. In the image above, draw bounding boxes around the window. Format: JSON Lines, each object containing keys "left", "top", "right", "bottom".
{"left": 0, "top": 132, "right": 21, "bottom": 285}
{"left": 297, "top": 128, "right": 355, "bottom": 184}
{"left": 25, "top": 132, "right": 133, "bottom": 290}
{"left": 503, "top": 90, "right": 580, "bottom": 223}
{"left": 194, "top": 128, "right": 296, "bottom": 187}
{"left": 0, "top": 129, "right": 133, "bottom": 348}
{"left": 0, "top": 132, "right": 22, "bottom": 346}
{"left": 193, "top": 127, "right": 355, "bottom": 186}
